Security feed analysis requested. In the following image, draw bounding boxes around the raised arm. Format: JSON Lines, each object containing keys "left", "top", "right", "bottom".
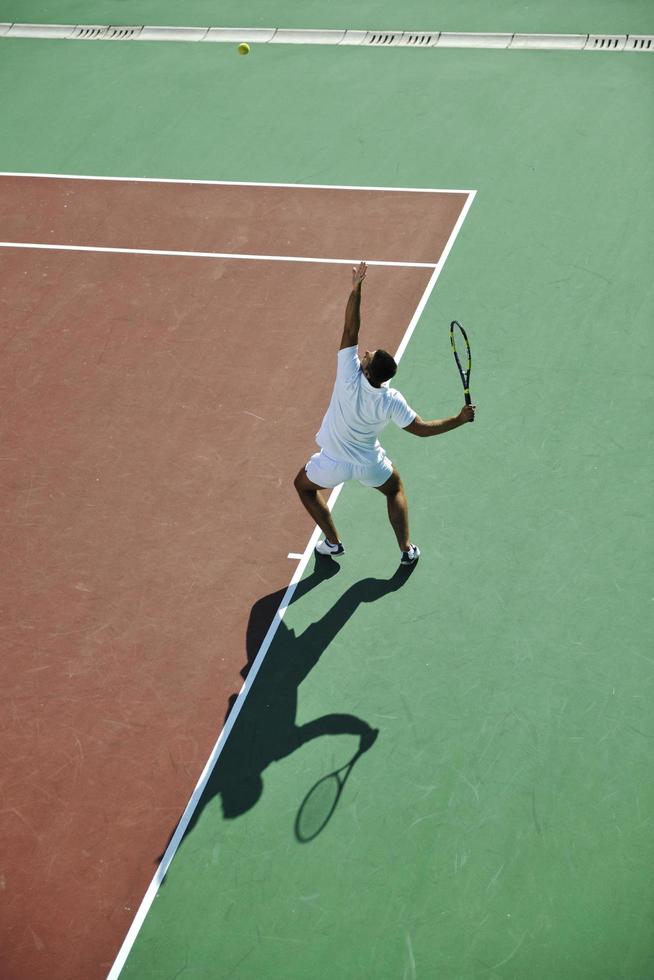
{"left": 404, "top": 404, "right": 476, "bottom": 436}
{"left": 340, "top": 261, "right": 367, "bottom": 350}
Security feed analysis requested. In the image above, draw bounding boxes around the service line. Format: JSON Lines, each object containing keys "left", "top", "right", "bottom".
{"left": 0, "top": 241, "right": 437, "bottom": 269}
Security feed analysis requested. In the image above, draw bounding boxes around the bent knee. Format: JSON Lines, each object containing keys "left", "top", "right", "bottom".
{"left": 376, "top": 469, "right": 403, "bottom": 496}
{"left": 294, "top": 469, "right": 306, "bottom": 493}
{"left": 294, "top": 468, "right": 316, "bottom": 494}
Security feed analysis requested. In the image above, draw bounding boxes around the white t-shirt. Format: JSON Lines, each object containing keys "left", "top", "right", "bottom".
{"left": 316, "top": 347, "right": 416, "bottom": 465}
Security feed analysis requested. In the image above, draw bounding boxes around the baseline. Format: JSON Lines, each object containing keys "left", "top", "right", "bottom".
{"left": 0, "top": 170, "right": 474, "bottom": 194}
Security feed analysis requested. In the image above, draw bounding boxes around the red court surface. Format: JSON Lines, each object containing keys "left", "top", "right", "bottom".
{"left": 0, "top": 175, "right": 467, "bottom": 262}
{"left": 0, "top": 176, "right": 469, "bottom": 980}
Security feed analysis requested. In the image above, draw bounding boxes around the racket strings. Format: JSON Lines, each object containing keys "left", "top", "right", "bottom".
{"left": 450, "top": 320, "right": 472, "bottom": 400}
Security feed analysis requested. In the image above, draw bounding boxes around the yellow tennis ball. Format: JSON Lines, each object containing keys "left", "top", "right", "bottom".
{"left": 237, "top": 42, "right": 250, "bottom": 55}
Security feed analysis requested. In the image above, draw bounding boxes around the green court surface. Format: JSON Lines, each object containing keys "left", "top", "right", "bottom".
{"left": 1, "top": 9, "right": 653, "bottom": 980}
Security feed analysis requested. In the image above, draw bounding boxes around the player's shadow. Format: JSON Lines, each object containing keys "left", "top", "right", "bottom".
{"left": 158, "top": 556, "right": 416, "bottom": 860}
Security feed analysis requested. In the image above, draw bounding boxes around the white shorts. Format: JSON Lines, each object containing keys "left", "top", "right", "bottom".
{"left": 305, "top": 450, "right": 393, "bottom": 489}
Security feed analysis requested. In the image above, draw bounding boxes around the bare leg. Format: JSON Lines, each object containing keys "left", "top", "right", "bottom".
{"left": 375, "top": 468, "right": 411, "bottom": 552}
{"left": 294, "top": 468, "right": 341, "bottom": 543}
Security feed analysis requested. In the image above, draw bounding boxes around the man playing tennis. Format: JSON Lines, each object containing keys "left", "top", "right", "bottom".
{"left": 294, "top": 261, "right": 475, "bottom": 565}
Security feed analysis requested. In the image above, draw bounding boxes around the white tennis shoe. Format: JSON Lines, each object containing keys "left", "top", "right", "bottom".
{"left": 315, "top": 539, "right": 345, "bottom": 557}
{"left": 400, "top": 544, "right": 420, "bottom": 565}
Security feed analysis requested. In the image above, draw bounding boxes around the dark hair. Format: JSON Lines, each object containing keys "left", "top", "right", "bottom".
{"left": 369, "top": 349, "right": 397, "bottom": 385}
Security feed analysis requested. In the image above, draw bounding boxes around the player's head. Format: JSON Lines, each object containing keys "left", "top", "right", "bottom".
{"left": 362, "top": 348, "right": 397, "bottom": 387}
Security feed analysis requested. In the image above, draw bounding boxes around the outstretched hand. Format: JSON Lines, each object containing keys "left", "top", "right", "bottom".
{"left": 460, "top": 404, "right": 476, "bottom": 423}
{"left": 352, "top": 261, "right": 367, "bottom": 289}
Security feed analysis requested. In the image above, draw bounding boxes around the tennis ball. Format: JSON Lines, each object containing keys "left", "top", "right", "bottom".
{"left": 237, "top": 42, "right": 250, "bottom": 55}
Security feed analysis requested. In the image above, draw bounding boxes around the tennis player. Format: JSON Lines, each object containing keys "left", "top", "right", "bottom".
{"left": 294, "top": 261, "right": 475, "bottom": 565}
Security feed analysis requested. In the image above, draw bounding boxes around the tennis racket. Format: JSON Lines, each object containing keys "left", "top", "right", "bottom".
{"left": 294, "top": 730, "right": 377, "bottom": 843}
{"left": 450, "top": 320, "right": 473, "bottom": 419}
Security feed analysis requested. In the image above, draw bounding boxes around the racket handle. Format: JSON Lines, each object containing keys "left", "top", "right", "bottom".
{"left": 464, "top": 391, "right": 472, "bottom": 405}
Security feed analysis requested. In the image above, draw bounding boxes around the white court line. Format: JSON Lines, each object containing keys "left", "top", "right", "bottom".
{"left": 0, "top": 170, "right": 474, "bottom": 195}
{"left": 104, "top": 185, "right": 476, "bottom": 979}
{"left": 395, "top": 189, "right": 476, "bottom": 362}
{"left": 0, "top": 241, "right": 436, "bottom": 268}
{"left": 105, "top": 503, "right": 338, "bottom": 980}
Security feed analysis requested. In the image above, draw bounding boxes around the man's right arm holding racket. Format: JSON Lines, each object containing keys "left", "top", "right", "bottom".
{"left": 404, "top": 403, "right": 475, "bottom": 437}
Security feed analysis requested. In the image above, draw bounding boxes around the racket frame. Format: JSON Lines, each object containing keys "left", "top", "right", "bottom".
{"left": 450, "top": 319, "right": 472, "bottom": 407}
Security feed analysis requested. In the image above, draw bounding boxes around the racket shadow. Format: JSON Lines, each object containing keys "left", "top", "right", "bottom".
{"left": 157, "top": 559, "right": 416, "bottom": 861}
{"left": 294, "top": 727, "right": 379, "bottom": 844}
